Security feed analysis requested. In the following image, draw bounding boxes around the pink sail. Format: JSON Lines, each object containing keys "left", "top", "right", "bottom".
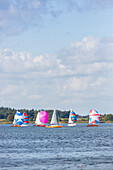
{"left": 39, "top": 111, "right": 48, "bottom": 124}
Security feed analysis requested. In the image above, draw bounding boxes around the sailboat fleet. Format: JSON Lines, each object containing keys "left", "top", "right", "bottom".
{"left": 11, "top": 109, "right": 100, "bottom": 127}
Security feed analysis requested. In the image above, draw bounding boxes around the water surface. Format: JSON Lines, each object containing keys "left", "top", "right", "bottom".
{"left": 0, "top": 123, "right": 113, "bottom": 169}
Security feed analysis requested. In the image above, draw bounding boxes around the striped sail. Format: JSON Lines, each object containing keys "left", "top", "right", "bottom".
{"left": 89, "top": 109, "right": 99, "bottom": 125}
{"left": 68, "top": 110, "right": 77, "bottom": 124}
{"left": 23, "top": 112, "right": 29, "bottom": 125}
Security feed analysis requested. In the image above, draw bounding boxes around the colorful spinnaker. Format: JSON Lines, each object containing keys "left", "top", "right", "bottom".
{"left": 87, "top": 109, "right": 99, "bottom": 127}
{"left": 12, "top": 111, "right": 23, "bottom": 127}
{"left": 68, "top": 109, "right": 77, "bottom": 126}
{"left": 22, "top": 112, "right": 29, "bottom": 126}
{"left": 34, "top": 111, "right": 48, "bottom": 127}
{"left": 39, "top": 111, "right": 48, "bottom": 124}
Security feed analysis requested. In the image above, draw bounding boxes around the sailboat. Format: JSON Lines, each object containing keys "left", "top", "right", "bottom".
{"left": 87, "top": 109, "right": 99, "bottom": 127}
{"left": 21, "top": 112, "right": 29, "bottom": 126}
{"left": 68, "top": 109, "right": 77, "bottom": 126}
{"left": 33, "top": 112, "right": 46, "bottom": 127}
{"left": 12, "top": 111, "right": 23, "bottom": 127}
{"left": 46, "top": 110, "right": 63, "bottom": 128}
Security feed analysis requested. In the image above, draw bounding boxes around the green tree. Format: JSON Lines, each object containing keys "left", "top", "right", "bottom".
{"left": 7, "top": 114, "right": 14, "bottom": 121}
{"left": 33, "top": 113, "right": 37, "bottom": 121}
{"left": 29, "top": 117, "right": 33, "bottom": 121}
{"left": 104, "top": 114, "right": 113, "bottom": 121}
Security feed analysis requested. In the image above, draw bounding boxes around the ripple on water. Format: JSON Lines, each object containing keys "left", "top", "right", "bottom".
{"left": 0, "top": 123, "right": 113, "bottom": 170}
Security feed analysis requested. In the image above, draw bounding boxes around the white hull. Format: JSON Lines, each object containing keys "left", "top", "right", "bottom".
{"left": 21, "top": 124, "right": 28, "bottom": 127}
{"left": 68, "top": 123, "right": 76, "bottom": 126}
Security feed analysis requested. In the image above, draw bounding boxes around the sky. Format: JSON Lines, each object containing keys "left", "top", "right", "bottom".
{"left": 0, "top": 0, "right": 113, "bottom": 115}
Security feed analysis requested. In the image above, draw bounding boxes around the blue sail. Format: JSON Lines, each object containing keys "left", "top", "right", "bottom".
{"left": 14, "top": 111, "right": 23, "bottom": 125}
{"left": 70, "top": 110, "right": 77, "bottom": 123}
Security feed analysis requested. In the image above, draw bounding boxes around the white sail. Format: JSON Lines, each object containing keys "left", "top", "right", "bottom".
{"left": 68, "top": 109, "right": 73, "bottom": 124}
{"left": 35, "top": 112, "right": 42, "bottom": 125}
{"left": 13, "top": 114, "right": 16, "bottom": 124}
{"left": 13, "top": 119, "right": 15, "bottom": 125}
{"left": 50, "top": 110, "right": 57, "bottom": 124}
{"left": 13, "top": 114, "right": 15, "bottom": 124}
{"left": 68, "top": 109, "right": 77, "bottom": 126}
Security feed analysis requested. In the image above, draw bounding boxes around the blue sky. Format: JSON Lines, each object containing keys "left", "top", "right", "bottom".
{"left": 0, "top": 0, "right": 113, "bottom": 115}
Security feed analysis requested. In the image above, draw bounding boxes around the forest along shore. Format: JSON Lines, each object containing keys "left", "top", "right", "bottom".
{"left": 0, "top": 107, "right": 113, "bottom": 124}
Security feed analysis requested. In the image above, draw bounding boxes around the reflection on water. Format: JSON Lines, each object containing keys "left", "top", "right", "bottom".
{"left": 0, "top": 123, "right": 113, "bottom": 170}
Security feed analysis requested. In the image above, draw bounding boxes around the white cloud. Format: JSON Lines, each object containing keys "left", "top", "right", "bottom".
{"left": 90, "top": 77, "right": 106, "bottom": 87}
{"left": 0, "top": 36, "right": 113, "bottom": 113}
{"left": 29, "top": 94, "right": 42, "bottom": 99}
{"left": 33, "top": 55, "right": 43, "bottom": 63}
{"left": 1, "top": 85, "right": 18, "bottom": 95}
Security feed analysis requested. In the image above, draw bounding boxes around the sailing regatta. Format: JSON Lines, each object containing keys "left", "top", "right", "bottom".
{"left": 12, "top": 111, "right": 23, "bottom": 127}
{"left": 11, "top": 109, "right": 100, "bottom": 128}
{"left": 87, "top": 109, "right": 99, "bottom": 127}
{"left": 46, "top": 110, "right": 63, "bottom": 128}
{"left": 68, "top": 109, "right": 77, "bottom": 126}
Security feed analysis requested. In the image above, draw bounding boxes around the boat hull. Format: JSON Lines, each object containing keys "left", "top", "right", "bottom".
{"left": 46, "top": 125, "right": 63, "bottom": 128}
{"left": 87, "top": 124, "right": 98, "bottom": 127}
{"left": 11, "top": 124, "right": 21, "bottom": 127}
{"left": 21, "top": 124, "right": 28, "bottom": 127}
{"left": 33, "top": 124, "right": 46, "bottom": 127}
{"left": 68, "top": 123, "right": 76, "bottom": 126}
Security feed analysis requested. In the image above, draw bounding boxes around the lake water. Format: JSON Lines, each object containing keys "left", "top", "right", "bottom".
{"left": 0, "top": 123, "right": 113, "bottom": 170}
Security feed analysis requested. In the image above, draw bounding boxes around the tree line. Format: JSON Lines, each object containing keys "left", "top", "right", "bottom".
{"left": 0, "top": 107, "right": 113, "bottom": 122}
{"left": 0, "top": 107, "right": 71, "bottom": 122}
